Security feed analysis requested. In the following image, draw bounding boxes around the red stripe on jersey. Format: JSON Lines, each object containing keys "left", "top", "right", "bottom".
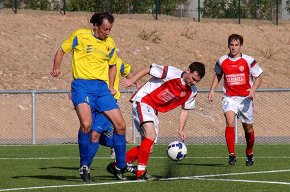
{"left": 161, "top": 66, "right": 168, "bottom": 79}
{"left": 136, "top": 102, "right": 144, "bottom": 122}
{"left": 251, "top": 60, "right": 257, "bottom": 68}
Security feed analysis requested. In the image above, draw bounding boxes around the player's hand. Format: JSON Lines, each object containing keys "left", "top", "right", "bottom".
{"left": 110, "top": 87, "right": 117, "bottom": 96}
{"left": 50, "top": 68, "right": 61, "bottom": 77}
{"left": 178, "top": 130, "right": 186, "bottom": 142}
{"left": 208, "top": 91, "right": 215, "bottom": 102}
{"left": 121, "top": 79, "right": 134, "bottom": 88}
{"left": 246, "top": 88, "right": 256, "bottom": 99}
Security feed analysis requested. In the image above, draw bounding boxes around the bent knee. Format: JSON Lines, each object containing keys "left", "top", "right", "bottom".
{"left": 114, "top": 120, "right": 126, "bottom": 134}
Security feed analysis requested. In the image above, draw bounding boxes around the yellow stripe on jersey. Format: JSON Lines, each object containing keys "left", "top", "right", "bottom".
{"left": 61, "top": 28, "right": 117, "bottom": 80}
{"left": 105, "top": 57, "right": 131, "bottom": 100}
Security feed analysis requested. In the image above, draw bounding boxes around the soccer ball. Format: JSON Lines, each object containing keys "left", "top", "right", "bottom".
{"left": 167, "top": 141, "right": 187, "bottom": 161}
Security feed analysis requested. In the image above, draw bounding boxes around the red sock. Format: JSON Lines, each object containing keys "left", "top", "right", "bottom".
{"left": 245, "top": 130, "right": 255, "bottom": 155}
{"left": 126, "top": 146, "right": 139, "bottom": 163}
{"left": 225, "top": 126, "right": 235, "bottom": 155}
{"left": 137, "top": 137, "right": 154, "bottom": 177}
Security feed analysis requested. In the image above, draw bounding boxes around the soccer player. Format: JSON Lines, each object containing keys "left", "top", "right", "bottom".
{"left": 208, "top": 34, "right": 263, "bottom": 166}
{"left": 107, "top": 61, "right": 205, "bottom": 180}
{"left": 51, "top": 12, "right": 127, "bottom": 181}
{"left": 87, "top": 57, "right": 140, "bottom": 170}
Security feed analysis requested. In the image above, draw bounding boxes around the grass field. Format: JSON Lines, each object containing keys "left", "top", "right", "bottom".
{"left": 1, "top": 144, "right": 290, "bottom": 192}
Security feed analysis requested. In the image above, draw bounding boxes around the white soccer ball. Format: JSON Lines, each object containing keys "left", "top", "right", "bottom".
{"left": 167, "top": 141, "right": 187, "bottom": 161}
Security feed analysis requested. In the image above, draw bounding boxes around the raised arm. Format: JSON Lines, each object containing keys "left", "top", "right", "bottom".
{"left": 121, "top": 66, "right": 150, "bottom": 88}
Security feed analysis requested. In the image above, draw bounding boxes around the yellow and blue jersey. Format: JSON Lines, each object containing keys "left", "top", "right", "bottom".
{"left": 61, "top": 28, "right": 117, "bottom": 81}
{"left": 105, "top": 57, "right": 131, "bottom": 100}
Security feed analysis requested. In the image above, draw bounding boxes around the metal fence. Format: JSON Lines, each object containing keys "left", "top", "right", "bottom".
{"left": 0, "top": 88, "right": 289, "bottom": 145}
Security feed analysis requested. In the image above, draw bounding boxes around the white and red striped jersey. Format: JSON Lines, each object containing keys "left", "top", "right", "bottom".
{"left": 215, "top": 54, "right": 263, "bottom": 97}
{"left": 130, "top": 64, "right": 197, "bottom": 113}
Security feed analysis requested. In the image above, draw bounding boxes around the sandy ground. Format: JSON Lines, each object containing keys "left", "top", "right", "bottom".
{"left": 0, "top": 9, "right": 290, "bottom": 90}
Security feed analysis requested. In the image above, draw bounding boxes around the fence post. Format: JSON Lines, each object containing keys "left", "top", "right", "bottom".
{"left": 235, "top": 115, "right": 238, "bottom": 143}
{"left": 31, "top": 91, "right": 36, "bottom": 144}
{"left": 276, "top": 0, "right": 279, "bottom": 25}
{"left": 198, "top": 0, "right": 201, "bottom": 22}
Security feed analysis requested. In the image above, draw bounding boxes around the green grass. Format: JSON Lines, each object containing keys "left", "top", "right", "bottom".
{"left": 1, "top": 144, "right": 290, "bottom": 191}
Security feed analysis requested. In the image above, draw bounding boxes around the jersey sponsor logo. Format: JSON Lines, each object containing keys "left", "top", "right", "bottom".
{"left": 225, "top": 73, "right": 246, "bottom": 86}
{"left": 157, "top": 88, "right": 176, "bottom": 102}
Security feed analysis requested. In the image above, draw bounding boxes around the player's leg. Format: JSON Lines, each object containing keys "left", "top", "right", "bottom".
{"left": 223, "top": 96, "right": 238, "bottom": 165}
{"left": 104, "top": 109, "right": 127, "bottom": 172}
{"left": 240, "top": 98, "right": 255, "bottom": 166}
{"left": 71, "top": 79, "right": 97, "bottom": 182}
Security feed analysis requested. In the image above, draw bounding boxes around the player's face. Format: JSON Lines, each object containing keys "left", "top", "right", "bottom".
{"left": 228, "top": 39, "right": 242, "bottom": 58}
{"left": 184, "top": 70, "right": 201, "bottom": 86}
{"left": 95, "top": 19, "right": 113, "bottom": 40}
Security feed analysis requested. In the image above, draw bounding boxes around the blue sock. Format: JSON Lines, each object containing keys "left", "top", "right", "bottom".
{"left": 113, "top": 132, "right": 126, "bottom": 169}
{"left": 87, "top": 141, "right": 99, "bottom": 167}
{"left": 99, "top": 133, "right": 113, "bottom": 147}
{"left": 78, "top": 130, "right": 90, "bottom": 167}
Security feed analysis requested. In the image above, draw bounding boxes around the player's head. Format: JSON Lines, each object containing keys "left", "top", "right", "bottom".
{"left": 184, "top": 62, "right": 205, "bottom": 86}
{"left": 228, "top": 34, "right": 243, "bottom": 58}
{"left": 90, "top": 12, "right": 115, "bottom": 40}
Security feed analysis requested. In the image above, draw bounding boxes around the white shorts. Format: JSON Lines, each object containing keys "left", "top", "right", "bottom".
{"left": 222, "top": 96, "right": 254, "bottom": 124}
{"left": 132, "top": 102, "right": 159, "bottom": 143}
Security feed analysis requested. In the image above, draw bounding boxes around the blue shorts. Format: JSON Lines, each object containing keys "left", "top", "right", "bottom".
{"left": 71, "top": 79, "right": 119, "bottom": 133}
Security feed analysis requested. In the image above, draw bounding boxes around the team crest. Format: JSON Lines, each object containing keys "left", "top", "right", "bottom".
{"left": 107, "top": 45, "right": 111, "bottom": 51}
{"left": 239, "top": 66, "right": 244, "bottom": 72}
{"left": 180, "top": 91, "right": 186, "bottom": 97}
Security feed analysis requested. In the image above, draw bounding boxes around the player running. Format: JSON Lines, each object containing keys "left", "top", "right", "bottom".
{"left": 208, "top": 34, "right": 263, "bottom": 166}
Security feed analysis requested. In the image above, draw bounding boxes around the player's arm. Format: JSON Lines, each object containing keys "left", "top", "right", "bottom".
{"left": 109, "top": 64, "right": 117, "bottom": 96}
{"left": 178, "top": 108, "right": 189, "bottom": 141}
{"left": 122, "top": 66, "right": 150, "bottom": 88}
{"left": 51, "top": 47, "right": 65, "bottom": 77}
{"left": 208, "top": 73, "right": 222, "bottom": 102}
{"left": 126, "top": 72, "right": 141, "bottom": 88}
{"left": 247, "top": 75, "right": 262, "bottom": 99}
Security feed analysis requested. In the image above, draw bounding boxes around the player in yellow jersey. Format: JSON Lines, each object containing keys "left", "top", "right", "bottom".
{"left": 51, "top": 12, "right": 128, "bottom": 182}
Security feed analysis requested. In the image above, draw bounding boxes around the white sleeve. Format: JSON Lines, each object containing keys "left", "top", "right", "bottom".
{"left": 149, "top": 63, "right": 167, "bottom": 78}
{"left": 182, "top": 87, "right": 197, "bottom": 110}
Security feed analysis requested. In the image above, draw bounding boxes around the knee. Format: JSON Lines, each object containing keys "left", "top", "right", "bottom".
{"left": 91, "top": 131, "right": 100, "bottom": 142}
{"left": 114, "top": 120, "right": 126, "bottom": 134}
{"left": 80, "top": 120, "right": 92, "bottom": 134}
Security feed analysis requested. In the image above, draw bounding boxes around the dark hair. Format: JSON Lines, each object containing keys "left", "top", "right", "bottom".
{"left": 228, "top": 34, "right": 243, "bottom": 45}
{"left": 189, "top": 62, "right": 205, "bottom": 79}
{"left": 90, "top": 12, "right": 114, "bottom": 26}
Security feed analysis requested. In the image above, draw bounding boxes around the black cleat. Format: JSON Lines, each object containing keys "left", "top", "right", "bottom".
{"left": 137, "top": 170, "right": 157, "bottom": 181}
{"left": 79, "top": 165, "right": 91, "bottom": 182}
{"left": 228, "top": 154, "right": 237, "bottom": 165}
{"left": 246, "top": 154, "right": 254, "bottom": 166}
{"left": 106, "top": 162, "right": 128, "bottom": 180}
{"left": 126, "top": 162, "right": 137, "bottom": 174}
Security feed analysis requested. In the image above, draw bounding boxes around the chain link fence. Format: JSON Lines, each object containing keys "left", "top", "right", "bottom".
{"left": 0, "top": 89, "right": 289, "bottom": 145}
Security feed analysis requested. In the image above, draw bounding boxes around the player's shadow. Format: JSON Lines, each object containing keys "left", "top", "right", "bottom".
{"left": 166, "top": 162, "right": 226, "bottom": 167}
{"left": 12, "top": 166, "right": 114, "bottom": 182}
{"left": 184, "top": 163, "right": 226, "bottom": 167}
